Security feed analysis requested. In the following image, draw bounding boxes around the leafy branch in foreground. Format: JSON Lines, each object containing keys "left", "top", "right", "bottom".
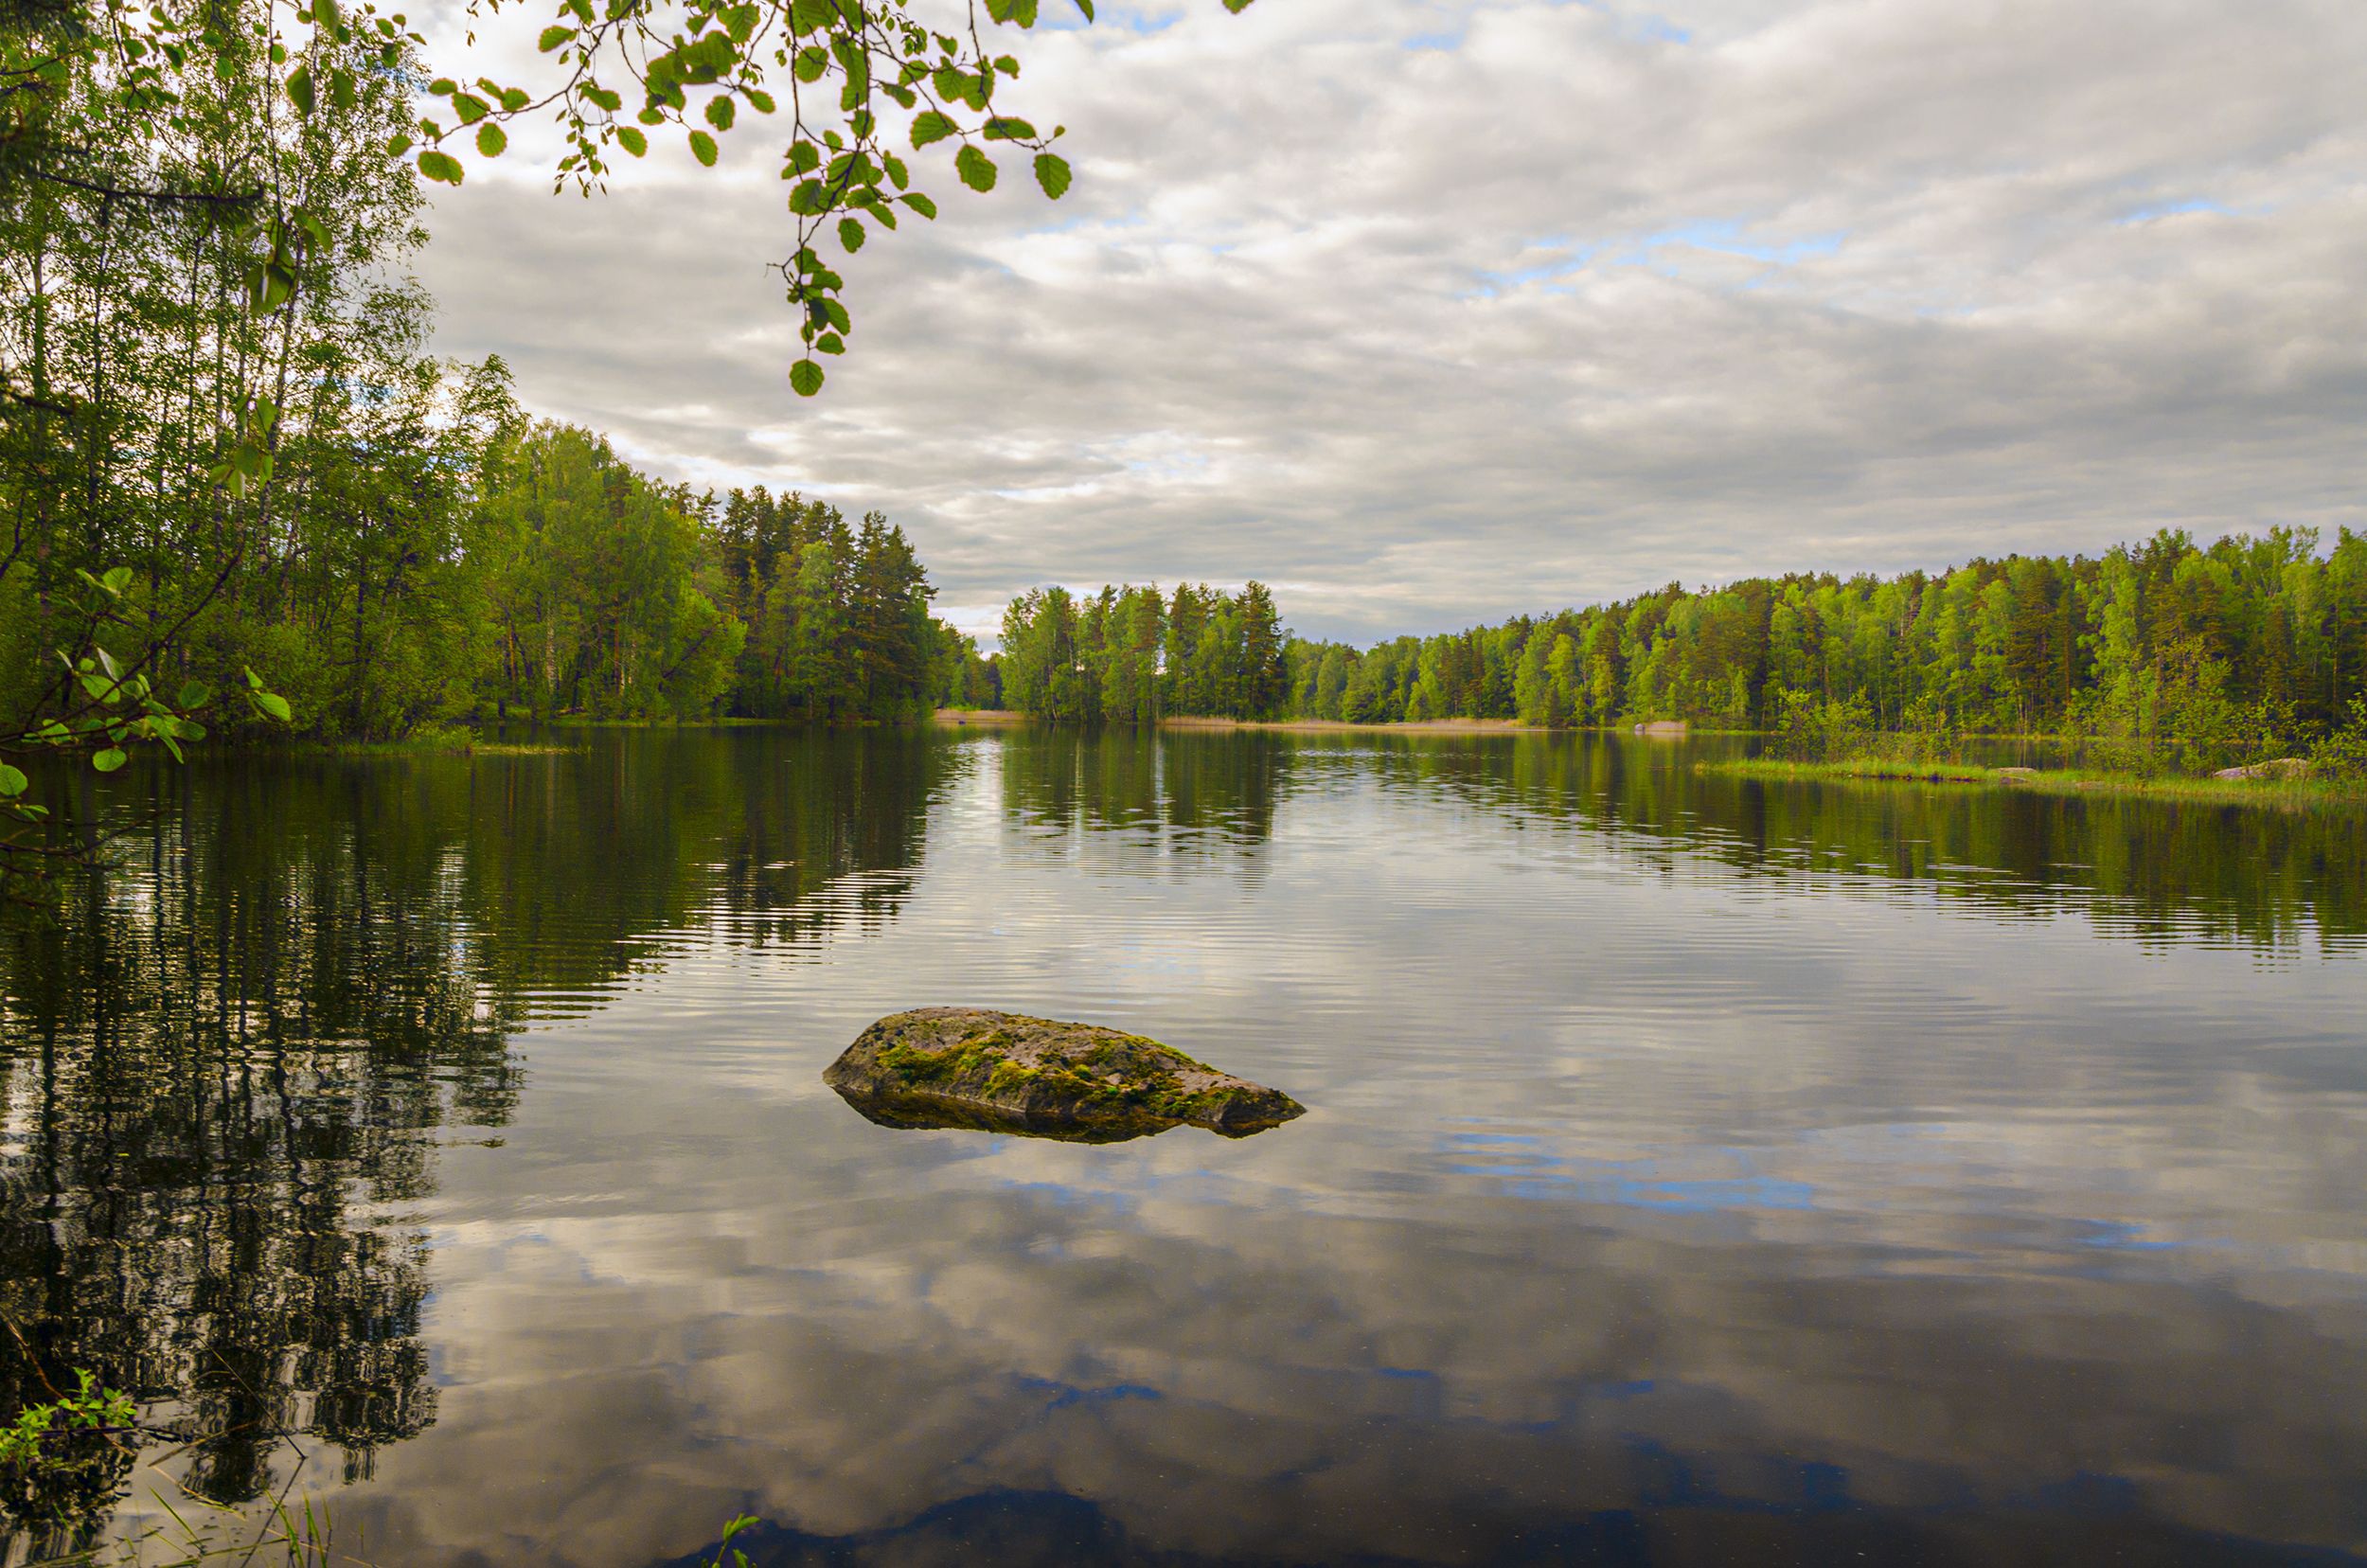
{"left": 399, "top": 0, "right": 1257, "bottom": 397}
{"left": 0, "top": 568, "right": 292, "bottom": 902}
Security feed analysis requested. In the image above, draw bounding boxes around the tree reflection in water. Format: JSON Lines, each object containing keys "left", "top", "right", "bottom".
{"left": 0, "top": 729, "right": 953, "bottom": 1544}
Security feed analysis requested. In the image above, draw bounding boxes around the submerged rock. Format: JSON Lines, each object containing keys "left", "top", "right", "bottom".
{"left": 825, "top": 1008, "right": 1306, "bottom": 1140}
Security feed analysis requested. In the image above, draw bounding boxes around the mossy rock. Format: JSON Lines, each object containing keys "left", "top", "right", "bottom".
{"left": 825, "top": 1008, "right": 1306, "bottom": 1140}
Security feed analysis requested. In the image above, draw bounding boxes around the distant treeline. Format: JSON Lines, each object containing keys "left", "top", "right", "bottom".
{"left": 1280, "top": 529, "right": 2367, "bottom": 757}
{"left": 1003, "top": 531, "right": 2367, "bottom": 763}
{"left": 999, "top": 582, "right": 1287, "bottom": 722}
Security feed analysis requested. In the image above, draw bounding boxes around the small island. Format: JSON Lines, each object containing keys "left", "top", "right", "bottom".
{"left": 825, "top": 1008, "right": 1306, "bottom": 1142}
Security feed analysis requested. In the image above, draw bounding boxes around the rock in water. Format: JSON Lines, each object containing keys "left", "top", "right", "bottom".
{"left": 825, "top": 1008, "right": 1306, "bottom": 1140}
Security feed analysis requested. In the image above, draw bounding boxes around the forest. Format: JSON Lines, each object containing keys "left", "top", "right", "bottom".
{"left": 997, "top": 581, "right": 1287, "bottom": 722}
{"left": 1267, "top": 529, "right": 2367, "bottom": 769}
{"left": 995, "top": 534, "right": 2367, "bottom": 772}
{"left": 0, "top": 12, "right": 988, "bottom": 754}
{"left": 3, "top": 0, "right": 2357, "bottom": 775}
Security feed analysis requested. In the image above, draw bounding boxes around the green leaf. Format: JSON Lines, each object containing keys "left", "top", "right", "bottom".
{"left": 246, "top": 260, "right": 297, "bottom": 312}
{"left": 688, "top": 129, "right": 719, "bottom": 167}
{"left": 704, "top": 95, "right": 736, "bottom": 131}
{"left": 386, "top": 132, "right": 414, "bottom": 155}
{"left": 838, "top": 216, "right": 865, "bottom": 252}
{"left": 93, "top": 748, "right": 127, "bottom": 774}
{"left": 476, "top": 122, "right": 507, "bottom": 156}
{"left": 982, "top": 116, "right": 1035, "bottom": 141}
{"left": 286, "top": 62, "right": 316, "bottom": 115}
{"left": 417, "top": 150, "right": 465, "bottom": 184}
{"left": 178, "top": 681, "right": 212, "bottom": 709}
{"left": 816, "top": 331, "right": 845, "bottom": 354}
{"left": 615, "top": 125, "right": 648, "bottom": 156}
{"left": 900, "top": 191, "right": 937, "bottom": 219}
{"left": 101, "top": 565, "right": 133, "bottom": 595}
{"left": 1222, "top": 0, "right": 1253, "bottom": 9}
{"left": 453, "top": 91, "right": 490, "bottom": 123}
{"left": 256, "top": 692, "right": 294, "bottom": 723}
{"left": 745, "top": 88, "right": 776, "bottom": 114}
{"left": 955, "top": 145, "right": 997, "bottom": 192}
{"left": 538, "top": 24, "right": 575, "bottom": 49}
{"left": 790, "top": 359, "right": 825, "bottom": 397}
{"left": 910, "top": 110, "right": 955, "bottom": 148}
{"left": 1073, "top": 0, "right": 1093, "bottom": 17}
{"left": 0, "top": 765, "right": 25, "bottom": 797}
{"left": 1033, "top": 151, "right": 1071, "bottom": 199}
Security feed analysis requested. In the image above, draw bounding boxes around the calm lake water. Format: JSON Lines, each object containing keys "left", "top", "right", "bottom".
{"left": 6, "top": 728, "right": 2367, "bottom": 1566}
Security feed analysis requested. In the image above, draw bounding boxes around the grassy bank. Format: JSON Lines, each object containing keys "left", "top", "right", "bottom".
{"left": 929, "top": 711, "right": 1557, "bottom": 734}
{"left": 266, "top": 728, "right": 584, "bottom": 758}
{"left": 931, "top": 707, "right": 1036, "bottom": 727}
{"left": 1705, "top": 757, "right": 2365, "bottom": 808}
{"left": 1158, "top": 716, "right": 1549, "bottom": 735}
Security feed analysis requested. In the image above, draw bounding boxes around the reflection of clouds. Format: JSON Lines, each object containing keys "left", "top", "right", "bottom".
{"left": 286, "top": 738, "right": 2367, "bottom": 1563}
{"left": 348, "top": 1103, "right": 2367, "bottom": 1563}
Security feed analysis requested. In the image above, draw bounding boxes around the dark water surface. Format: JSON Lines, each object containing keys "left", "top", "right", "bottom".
{"left": 5, "top": 728, "right": 2367, "bottom": 1566}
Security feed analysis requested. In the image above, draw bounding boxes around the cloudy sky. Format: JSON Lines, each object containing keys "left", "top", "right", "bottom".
{"left": 413, "top": 0, "right": 2367, "bottom": 644}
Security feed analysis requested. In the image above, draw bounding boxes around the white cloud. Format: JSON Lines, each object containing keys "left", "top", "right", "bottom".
{"left": 413, "top": 0, "right": 2367, "bottom": 641}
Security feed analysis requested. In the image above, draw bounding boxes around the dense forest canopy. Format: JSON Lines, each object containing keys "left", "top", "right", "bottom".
{"left": 0, "top": 0, "right": 988, "bottom": 747}
{"left": 1010, "top": 531, "right": 2367, "bottom": 773}
{"left": 999, "top": 581, "right": 1285, "bottom": 723}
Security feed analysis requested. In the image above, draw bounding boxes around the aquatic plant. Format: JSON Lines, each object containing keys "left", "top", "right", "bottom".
{"left": 704, "top": 1512, "right": 761, "bottom": 1568}
{"left": 0, "top": 1370, "right": 138, "bottom": 1529}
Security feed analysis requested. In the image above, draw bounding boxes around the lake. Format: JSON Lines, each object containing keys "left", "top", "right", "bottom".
{"left": 4, "top": 727, "right": 2365, "bottom": 1566}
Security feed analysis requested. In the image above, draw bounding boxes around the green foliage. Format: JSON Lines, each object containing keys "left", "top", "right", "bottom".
{"left": 1270, "top": 528, "right": 2367, "bottom": 775}
{"left": 704, "top": 487, "right": 976, "bottom": 722}
{"left": 998, "top": 580, "right": 1287, "bottom": 724}
{"left": 706, "top": 1512, "right": 761, "bottom": 1568}
{"left": 1772, "top": 690, "right": 1873, "bottom": 762}
{"left": 0, "top": 0, "right": 987, "bottom": 882}
{"left": 0, "top": 1368, "right": 138, "bottom": 1527}
{"left": 2311, "top": 702, "right": 2367, "bottom": 783}
{"left": 373, "top": 0, "right": 1262, "bottom": 392}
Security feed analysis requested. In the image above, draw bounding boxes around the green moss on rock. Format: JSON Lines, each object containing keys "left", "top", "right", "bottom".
{"left": 825, "top": 1008, "right": 1306, "bottom": 1140}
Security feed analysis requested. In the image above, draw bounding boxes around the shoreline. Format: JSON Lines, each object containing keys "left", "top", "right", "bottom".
{"left": 929, "top": 708, "right": 1036, "bottom": 727}
{"left": 1156, "top": 716, "right": 1551, "bottom": 735}
{"left": 929, "top": 712, "right": 1559, "bottom": 735}
{"left": 1704, "top": 757, "right": 2363, "bottom": 809}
